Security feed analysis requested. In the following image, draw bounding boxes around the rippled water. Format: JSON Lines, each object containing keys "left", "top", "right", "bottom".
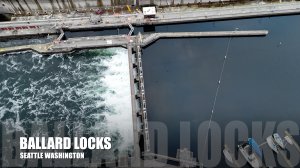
{"left": 142, "top": 14, "right": 300, "bottom": 167}
{"left": 0, "top": 48, "right": 133, "bottom": 156}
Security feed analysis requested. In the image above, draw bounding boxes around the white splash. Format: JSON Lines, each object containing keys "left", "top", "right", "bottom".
{"left": 100, "top": 48, "right": 134, "bottom": 151}
{"left": 0, "top": 48, "right": 134, "bottom": 153}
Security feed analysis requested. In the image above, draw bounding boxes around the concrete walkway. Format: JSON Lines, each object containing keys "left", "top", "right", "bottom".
{"left": 0, "top": 2, "right": 298, "bottom": 39}
{"left": 0, "top": 30, "right": 268, "bottom": 54}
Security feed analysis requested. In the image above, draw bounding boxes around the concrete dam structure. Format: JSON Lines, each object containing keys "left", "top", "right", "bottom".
{"left": 2, "top": 0, "right": 300, "bottom": 167}
{"left": 0, "top": 0, "right": 233, "bottom": 15}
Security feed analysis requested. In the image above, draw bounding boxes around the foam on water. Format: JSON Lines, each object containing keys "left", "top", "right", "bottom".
{"left": 0, "top": 48, "right": 133, "bottom": 154}
{"left": 101, "top": 48, "right": 133, "bottom": 151}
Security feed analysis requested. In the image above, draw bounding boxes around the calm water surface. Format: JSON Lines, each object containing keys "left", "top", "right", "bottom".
{"left": 142, "top": 15, "right": 300, "bottom": 167}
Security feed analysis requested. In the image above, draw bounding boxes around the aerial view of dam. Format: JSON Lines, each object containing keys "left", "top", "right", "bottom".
{"left": 0, "top": 0, "right": 300, "bottom": 167}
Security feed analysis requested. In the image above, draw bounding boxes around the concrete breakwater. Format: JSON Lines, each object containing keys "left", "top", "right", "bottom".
{"left": 0, "top": 2, "right": 298, "bottom": 40}
{"left": 0, "top": 30, "right": 268, "bottom": 54}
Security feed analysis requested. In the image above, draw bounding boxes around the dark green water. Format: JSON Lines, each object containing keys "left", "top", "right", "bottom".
{"left": 0, "top": 48, "right": 134, "bottom": 163}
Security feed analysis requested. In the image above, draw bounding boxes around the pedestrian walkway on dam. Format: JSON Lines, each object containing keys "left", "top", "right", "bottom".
{"left": 0, "top": 2, "right": 299, "bottom": 39}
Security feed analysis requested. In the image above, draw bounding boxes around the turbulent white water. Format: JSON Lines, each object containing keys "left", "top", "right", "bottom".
{"left": 0, "top": 48, "right": 133, "bottom": 154}
{"left": 100, "top": 49, "right": 133, "bottom": 151}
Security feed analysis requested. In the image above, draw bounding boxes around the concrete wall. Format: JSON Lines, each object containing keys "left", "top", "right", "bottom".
{"left": 140, "top": 0, "right": 231, "bottom": 6}
{"left": 0, "top": 0, "right": 230, "bottom": 14}
{"left": 1, "top": 0, "right": 110, "bottom": 13}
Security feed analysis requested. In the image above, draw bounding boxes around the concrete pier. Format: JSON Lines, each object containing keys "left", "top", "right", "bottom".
{"left": 134, "top": 43, "right": 151, "bottom": 152}
{"left": 141, "top": 30, "right": 268, "bottom": 47}
{"left": 127, "top": 45, "right": 142, "bottom": 167}
{"left": 0, "top": 30, "right": 268, "bottom": 54}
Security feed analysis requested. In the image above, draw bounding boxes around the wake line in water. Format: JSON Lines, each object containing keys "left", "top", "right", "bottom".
{"left": 0, "top": 48, "right": 133, "bottom": 154}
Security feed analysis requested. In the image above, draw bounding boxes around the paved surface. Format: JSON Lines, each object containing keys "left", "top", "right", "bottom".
{"left": 0, "top": 2, "right": 298, "bottom": 39}
{"left": 141, "top": 30, "right": 268, "bottom": 47}
{"left": 0, "top": 0, "right": 220, "bottom": 14}
{"left": 0, "top": 30, "right": 268, "bottom": 54}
